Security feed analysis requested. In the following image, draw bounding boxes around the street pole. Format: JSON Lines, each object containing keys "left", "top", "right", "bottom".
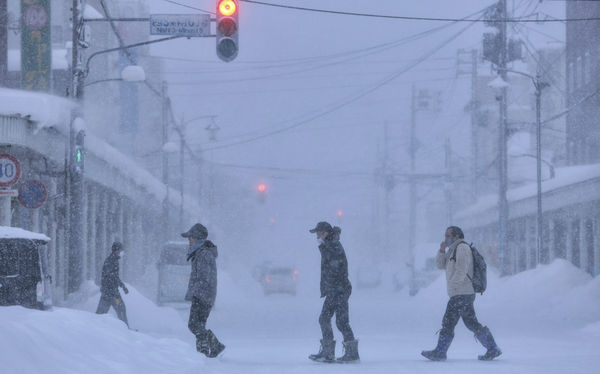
{"left": 498, "top": 0, "right": 509, "bottom": 276}
{"left": 445, "top": 139, "right": 453, "bottom": 226}
{"left": 66, "top": 0, "right": 86, "bottom": 295}
{"left": 535, "top": 74, "right": 543, "bottom": 266}
{"left": 408, "top": 84, "right": 417, "bottom": 295}
{"left": 470, "top": 49, "right": 479, "bottom": 201}
{"left": 179, "top": 116, "right": 185, "bottom": 230}
{"left": 161, "top": 81, "right": 170, "bottom": 239}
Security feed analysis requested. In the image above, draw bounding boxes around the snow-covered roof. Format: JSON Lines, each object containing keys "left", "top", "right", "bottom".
{"left": 0, "top": 226, "right": 50, "bottom": 242}
{"left": 0, "top": 88, "right": 75, "bottom": 130}
{"left": 456, "top": 163, "right": 600, "bottom": 219}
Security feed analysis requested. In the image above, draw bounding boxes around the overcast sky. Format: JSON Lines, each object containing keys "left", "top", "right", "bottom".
{"left": 145, "top": 0, "right": 565, "bottom": 261}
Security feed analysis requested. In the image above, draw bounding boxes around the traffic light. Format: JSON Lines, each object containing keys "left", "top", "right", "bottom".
{"left": 216, "top": 0, "right": 239, "bottom": 62}
{"left": 257, "top": 182, "right": 267, "bottom": 203}
{"left": 73, "top": 130, "right": 85, "bottom": 173}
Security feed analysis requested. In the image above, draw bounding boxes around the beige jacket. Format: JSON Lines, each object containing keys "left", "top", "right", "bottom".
{"left": 436, "top": 239, "right": 474, "bottom": 297}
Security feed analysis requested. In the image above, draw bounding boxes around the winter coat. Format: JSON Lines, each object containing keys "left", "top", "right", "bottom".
{"left": 185, "top": 239, "right": 218, "bottom": 305}
{"left": 100, "top": 252, "right": 125, "bottom": 297}
{"left": 319, "top": 227, "right": 352, "bottom": 297}
{"left": 436, "top": 239, "right": 474, "bottom": 297}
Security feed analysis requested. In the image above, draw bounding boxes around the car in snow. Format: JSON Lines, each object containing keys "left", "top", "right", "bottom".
{"left": 0, "top": 226, "right": 52, "bottom": 310}
{"left": 156, "top": 241, "right": 190, "bottom": 305}
{"left": 259, "top": 266, "right": 298, "bottom": 296}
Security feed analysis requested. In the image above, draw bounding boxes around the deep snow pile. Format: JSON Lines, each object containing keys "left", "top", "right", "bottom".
{"left": 0, "top": 259, "right": 598, "bottom": 374}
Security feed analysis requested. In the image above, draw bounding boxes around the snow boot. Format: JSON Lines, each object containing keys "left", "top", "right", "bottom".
{"left": 475, "top": 326, "right": 502, "bottom": 361}
{"left": 309, "top": 339, "right": 336, "bottom": 363}
{"left": 421, "top": 331, "right": 453, "bottom": 361}
{"left": 336, "top": 339, "right": 360, "bottom": 363}
{"left": 195, "top": 333, "right": 210, "bottom": 356}
{"left": 206, "top": 329, "right": 225, "bottom": 358}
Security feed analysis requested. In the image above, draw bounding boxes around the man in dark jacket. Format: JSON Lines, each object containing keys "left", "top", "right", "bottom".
{"left": 308, "top": 221, "right": 359, "bottom": 363}
{"left": 96, "top": 241, "right": 129, "bottom": 327}
{"left": 182, "top": 223, "right": 225, "bottom": 358}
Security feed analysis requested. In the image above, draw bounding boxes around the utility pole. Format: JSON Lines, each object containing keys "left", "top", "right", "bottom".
{"left": 498, "top": 0, "right": 509, "bottom": 276}
{"left": 0, "top": 0, "right": 7, "bottom": 85}
{"left": 457, "top": 49, "right": 479, "bottom": 201}
{"left": 445, "top": 139, "right": 453, "bottom": 226}
{"left": 383, "top": 122, "right": 391, "bottom": 258}
{"left": 67, "top": 0, "right": 86, "bottom": 295}
{"left": 161, "top": 81, "right": 170, "bottom": 239}
{"left": 408, "top": 84, "right": 417, "bottom": 296}
{"left": 179, "top": 115, "right": 185, "bottom": 230}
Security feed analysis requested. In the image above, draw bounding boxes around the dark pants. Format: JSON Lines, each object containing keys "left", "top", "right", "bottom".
{"left": 319, "top": 290, "right": 355, "bottom": 342}
{"left": 96, "top": 293, "right": 129, "bottom": 327}
{"left": 188, "top": 297, "right": 212, "bottom": 339}
{"left": 440, "top": 294, "right": 483, "bottom": 337}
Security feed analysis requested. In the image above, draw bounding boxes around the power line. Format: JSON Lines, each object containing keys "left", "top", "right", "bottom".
{"left": 202, "top": 18, "right": 481, "bottom": 152}
{"left": 240, "top": 0, "right": 600, "bottom": 22}
{"left": 158, "top": 0, "right": 214, "bottom": 14}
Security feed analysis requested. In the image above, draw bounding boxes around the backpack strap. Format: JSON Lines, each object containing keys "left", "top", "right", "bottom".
{"left": 449, "top": 240, "right": 470, "bottom": 261}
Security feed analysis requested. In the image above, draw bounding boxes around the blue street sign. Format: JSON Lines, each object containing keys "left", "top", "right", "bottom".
{"left": 18, "top": 180, "right": 47, "bottom": 209}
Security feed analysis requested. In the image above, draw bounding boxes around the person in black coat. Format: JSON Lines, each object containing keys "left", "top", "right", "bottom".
{"left": 96, "top": 242, "right": 129, "bottom": 327}
{"left": 308, "top": 221, "right": 359, "bottom": 363}
{"left": 182, "top": 223, "right": 225, "bottom": 358}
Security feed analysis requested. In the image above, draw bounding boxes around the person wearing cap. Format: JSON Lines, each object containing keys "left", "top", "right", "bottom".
{"left": 308, "top": 221, "right": 359, "bottom": 363}
{"left": 96, "top": 241, "right": 129, "bottom": 328}
{"left": 182, "top": 223, "right": 225, "bottom": 358}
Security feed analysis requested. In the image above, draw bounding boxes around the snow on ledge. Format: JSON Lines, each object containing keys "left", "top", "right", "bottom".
{"left": 0, "top": 88, "right": 75, "bottom": 131}
{"left": 455, "top": 163, "right": 600, "bottom": 219}
{"left": 0, "top": 226, "right": 51, "bottom": 242}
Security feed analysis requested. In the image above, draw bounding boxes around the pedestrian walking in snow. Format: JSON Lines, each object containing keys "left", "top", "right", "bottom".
{"left": 96, "top": 241, "right": 130, "bottom": 328}
{"left": 421, "top": 226, "right": 502, "bottom": 361}
{"left": 308, "top": 221, "right": 359, "bottom": 363}
{"left": 183, "top": 223, "right": 225, "bottom": 358}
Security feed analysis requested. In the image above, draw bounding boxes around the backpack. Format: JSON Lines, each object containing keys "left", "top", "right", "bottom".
{"left": 450, "top": 241, "right": 487, "bottom": 294}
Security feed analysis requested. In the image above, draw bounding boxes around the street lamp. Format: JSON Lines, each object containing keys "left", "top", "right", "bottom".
{"left": 489, "top": 69, "right": 549, "bottom": 268}
{"left": 82, "top": 65, "right": 146, "bottom": 87}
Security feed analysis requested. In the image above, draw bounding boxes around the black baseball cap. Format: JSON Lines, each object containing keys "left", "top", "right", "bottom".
{"left": 309, "top": 221, "right": 332, "bottom": 233}
{"left": 181, "top": 223, "right": 208, "bottom": 240}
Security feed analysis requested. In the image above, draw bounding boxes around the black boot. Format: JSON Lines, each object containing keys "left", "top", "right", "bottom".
{"left": 421, "top": 331, "right": 453, "bottom": 361}
{"left": 309, "top": 339, "right": 336, "bottom": 363}
{"left": 195, "top": 333, "right": 210, "bottom": 356}
{"left": 336, "top": 339, "right": 360, "bottom": 363}
{"left": 475, "top": 326, "right": 502, "bottom": 361}
{"left": 206, "top": 329, "right": 225, "bottom": 358}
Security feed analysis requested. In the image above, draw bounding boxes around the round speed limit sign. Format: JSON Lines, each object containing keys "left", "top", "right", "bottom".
{"left": 0, "top": 154, "right": 22, "bottom": 187}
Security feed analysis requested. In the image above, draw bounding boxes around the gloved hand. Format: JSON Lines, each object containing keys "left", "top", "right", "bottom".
{"left": 123, "top": 286, "right": 129, "bottom": 294}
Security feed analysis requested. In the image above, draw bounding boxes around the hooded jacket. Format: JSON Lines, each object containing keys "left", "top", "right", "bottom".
{"left": 100, "top": 252, "right": 125, "bottom": 297}
{"left": 185, "top": 239, "right": 218, "bottom": 305}
{"left": 436, "top": 239, "right": 474, "bottom": 297}
{"left": 319, "top": 226, "right": 352, "bottom": 297}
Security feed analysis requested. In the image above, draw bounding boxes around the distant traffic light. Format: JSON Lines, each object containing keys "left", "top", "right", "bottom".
{"left": 216, "top": 0, "right": 239, "bottom": 62}
{"left": 337, "top": 210, "right": 343, "bottom": 217}
{"left": 257, "top": 182, "right": 267, "bottom": 203}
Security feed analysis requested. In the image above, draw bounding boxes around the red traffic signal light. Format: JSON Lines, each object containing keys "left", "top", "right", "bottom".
{"left": 216, "top": 0, "right": 239, "bottom": 62}
{"left": 257, "top": 183, "right": 267, "bottom": 193}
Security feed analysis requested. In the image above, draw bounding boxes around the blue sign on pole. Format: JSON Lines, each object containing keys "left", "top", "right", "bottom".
{"left": 18, "top": 180, "right": 47, "bottom": 209}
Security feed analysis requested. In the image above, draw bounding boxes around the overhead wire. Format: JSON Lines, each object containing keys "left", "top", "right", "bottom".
{"left": 239, "top": 0, "right": 600, "bottom": 22}
{"left": 200, "top": 13, "right": 485, "bottom": 152}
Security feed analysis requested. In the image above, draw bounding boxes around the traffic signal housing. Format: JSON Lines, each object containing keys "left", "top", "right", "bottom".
{"left": 216, "top": 0, "right": 239, "bottom": 62}
{"left": 73, "top": 130, "right": 85, "bottom": 173}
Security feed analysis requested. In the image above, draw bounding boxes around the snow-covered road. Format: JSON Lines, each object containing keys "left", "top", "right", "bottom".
{"left": 1, "top": 260, "right": 599, "bottom": 374}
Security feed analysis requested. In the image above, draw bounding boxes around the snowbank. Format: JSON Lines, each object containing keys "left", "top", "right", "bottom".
{"left": 71, "top": 281, "right": 189, "bottom": 337}
{"left": 0, "top": 306, "right": 203, "bottom": 374}
{"left": 0, "top": 225, "right": 50, "bottom": 242}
